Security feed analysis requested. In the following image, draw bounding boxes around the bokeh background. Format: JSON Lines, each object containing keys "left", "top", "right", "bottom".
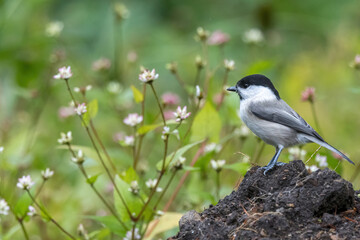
{"left": 1, "top": 0, "right": 360, "bottom": 239}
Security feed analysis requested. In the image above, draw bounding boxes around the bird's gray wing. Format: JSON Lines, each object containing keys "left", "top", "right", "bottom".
{"left": 250, "top": 100, "right": 324, "bottom": 142}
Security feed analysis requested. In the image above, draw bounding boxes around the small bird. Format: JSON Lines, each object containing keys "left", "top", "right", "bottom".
{"left": 227, "top": 74, "right": 354, "bottom": 174}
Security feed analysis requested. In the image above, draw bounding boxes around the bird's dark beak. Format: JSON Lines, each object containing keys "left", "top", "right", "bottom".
{"left": 227, "top": 86, "right": 237, "bottom": 92}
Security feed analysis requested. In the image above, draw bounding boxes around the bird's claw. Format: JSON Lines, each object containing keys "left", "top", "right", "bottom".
{"left": 260, "top": 162, "right": 286, "bottom": 175}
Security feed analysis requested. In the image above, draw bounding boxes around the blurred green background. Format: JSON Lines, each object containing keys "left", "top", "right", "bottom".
{"left": 1, "top": 0, "right": 360, "bottom": 239}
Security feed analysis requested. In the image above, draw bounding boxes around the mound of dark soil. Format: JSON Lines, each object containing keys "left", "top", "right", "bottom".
{"left": 170, "top": 160, "right": 360, "bottom": 240}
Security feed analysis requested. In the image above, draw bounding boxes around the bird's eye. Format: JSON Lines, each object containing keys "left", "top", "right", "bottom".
{"left": 243, "top": 83, "right": 249, "bottom": 88}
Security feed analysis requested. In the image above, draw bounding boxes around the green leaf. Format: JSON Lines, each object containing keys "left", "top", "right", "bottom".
{"left": 223, "top": 162, "right": 250, "bottom": 176}
{"left": 87, "top": 173, "right": 101, "bottom": 185}
{"left": 137, "top": 123, "right": 163, "bottom": 135}
{"left": 13, "top": 193, "right": 32, "bottom": 216}
{"left": 131, "top": 85, "right": 144, "bottom": 103}
{"left": 182, "top": 166, "right": 201, "bottom": 172}
{"left": 191, "top": 102, "right": 222, "bottom": 142}
{"left": 113, "top": 175, "right": 152, "bottom": 223}
{"left": 156, "top": 140, "right": 203, "bottom": 170}
{"left": 87, "top": 215, "right": 127, "bottom": 236}
{"left": 144, "top": 212, "right": 183, "bottom": 240}
{"left": 120, "top": 167, "right": 138, "bottom": 184}
{"left": 82, "top": 99, "right": 98, "bottom": 126}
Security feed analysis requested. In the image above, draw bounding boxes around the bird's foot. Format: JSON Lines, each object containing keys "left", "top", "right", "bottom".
{"left": 260, "top": 162, "right": 286, "bottom": 175}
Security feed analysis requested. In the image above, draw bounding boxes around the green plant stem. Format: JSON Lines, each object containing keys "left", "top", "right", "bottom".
{"left": 134, "top": 84, "right": 147, "bottom": 169}
{"left": 89, "top": 120, "right": 117, "bottom": 173}
{"left": 216, "top": 171, "right": 220, "bottom": 199}
{"left": 149, "top": 82, "right": 166, "bottom": 126}
{"left": 310, "top": 102, "right": 323, "bottom": 136}
{"left": 17, "top": 217, "right": 29, "bottom": 240}
{"left": 26, "top": 190, "right": 76, "bottom": 239}
{"left": 134, "top": 137, "right": 169, "bottom": 221}
{"left": 64, "top": 80, "right": 133, "bottom": 218}
{"left": 194, "top": 68, "right": 202, "bottom": 87}
{"left": 216, "top": 70, "right": 229, "bottom": 110}
{"left": 153, "top": 169, "right": 177, "bottom": 210}
{"left": 34, "top": 179, "right": 45, "bottom": 199}
{"left": 67, "top": 144, "right": 128, "bottom": 230}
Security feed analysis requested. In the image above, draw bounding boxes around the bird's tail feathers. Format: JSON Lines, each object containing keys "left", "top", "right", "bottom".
{"left": 303, "top": 135, "right": 354, "bottom": 165}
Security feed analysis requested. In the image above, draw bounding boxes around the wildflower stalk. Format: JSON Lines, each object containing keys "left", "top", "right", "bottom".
{"left": 216, "top": 69, "right": 229, "bottom": 110}
{"left": 26, "top": 190, "right": 76, "bottom": 239}
{"left": 149, "top": 82, "right": 166, "bottom": 126}
{"left": 194, "top": 67, "right": 201, "bottom": 87}
{"left": 134, "top": 84, "right": 147, "bottom": 169}
{"left": 216, "top": 171, "right": 220, "bottom": 199}
{"left": 310, "top": 102, "right": 323, "bottom": 136}
{"left": 67, "top": 144, "right": 128, "bottom": 230}
{"left": 89, "top": 120, "right": 118, "bottom": 172}
{"left": 64, "top": 80, "right": 133, "bottom": 218}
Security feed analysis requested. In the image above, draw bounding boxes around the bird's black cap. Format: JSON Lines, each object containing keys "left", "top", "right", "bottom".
{"left": 234, "top": 74, "right": 280, "bottom": 100}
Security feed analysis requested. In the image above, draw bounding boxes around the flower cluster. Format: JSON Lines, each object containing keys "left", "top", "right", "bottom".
{"left": 301, "top": 87, "right": 315, "bottom": 102}
{"left": 315, "top": 154, "right": 328, "bottom": 167}
{"left": 123, "top": 228, "right": 141, "bottom": 240}
{"left": 57, "top": 131, "right": 72, "bottom": 144}
{"left": 120, "top": 135, "right": 135, "bottom": 147}
{"left": 72, "top": 150, "right": 85, "bottom": 164}
{"left": 123, "top": 113, "right": 143, "bottom": 127}
{"left": 162, "top": 92, "right": 180, "bottom": 106}
{"left": 288, "top": 147, "right": 307, "bottom": 161}
{"left": 161, "top": 126, "right": 179, "bottom": 140}
{"left": 204, "top": 143, "right": 222, "bottom": 153}
{"left": 243, "top": 28, "right": 264, "bottom": 45}
{"left": 210, "top": 159, "right": 226, "bottom": 172}
{"left": 17, "top": 175, "right": 35, "bottom": 190}
{"left": 173, "top": 106, "right": 191, "bottom": 122}
{"left": 27, "top": 206, "right": 36, "bottom": 217}
{"left": 306, "top": 165, "right": 319, "bottom": 172}
{"left": 138, "top": 69, "right": 159, "bottom": 83}
{"left": 53, "top": 66, "right": 72, "bottom": 80}
{"left": 75, "top": 103, "right": 87, "bottom": 115}
{"left": 195, "top": 27, "right": 210, "bottom": 42}
{"left": 0, "top": 199, "right": 10, "bottom": 215}
{"left": 128, "top": 181, "right": 139, "bottom": 195}
{"left": 41, "top": 168, "right": 54, "bottom": 180}
{"left": 145, "top": 179, "right": 162, "bottom": 192}
{"left": 224, "top": 59, "right": 235, "bottom": 71}
{"left": 207, "top": 30, "right": 230, "bottom": 46}
{"left": 172, "top": 156, "right": 186, "bottom": 170}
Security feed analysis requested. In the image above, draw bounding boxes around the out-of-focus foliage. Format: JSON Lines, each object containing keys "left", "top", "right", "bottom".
{"left": 1, "top": 0, "right": 360, "bottom": 239}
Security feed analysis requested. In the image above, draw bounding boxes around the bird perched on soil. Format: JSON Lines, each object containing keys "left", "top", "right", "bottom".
{"left": 227, "top": 74, "right": 354, "bottom": 174}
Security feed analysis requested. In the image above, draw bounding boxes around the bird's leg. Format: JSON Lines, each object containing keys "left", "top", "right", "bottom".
{"left": 260, "top": 145, "right": 285, "bottom": 175}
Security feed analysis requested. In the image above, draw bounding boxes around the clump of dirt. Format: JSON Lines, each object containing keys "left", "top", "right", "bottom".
{"left": 170, "top": 160, "right": 360, "bottom": 240}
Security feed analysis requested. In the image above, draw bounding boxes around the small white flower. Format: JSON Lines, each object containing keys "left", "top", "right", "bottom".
{"left": 122, "top": 135, "right": 135, "bottom": 147}
{"left": 74, "top": 103, "right": 87, "bottom": 115}
{"left": 161, "top": 126, "right": 171, "bottom": 140}
{"left": 45, "top": 21, "right": 64, "bottom": 37}
{"left": 107, "top": 82, "right": 122, "bottom": 94}
{"left": 128, "top": 180, "right": 139, "bottom": 195}
{"left": 72, "top": 150, "right": 85, "bottom": 164}
{"left": 145, "top": 179, "right": 157, "bottom": 189}
{"left": 315, "top": 154, "right": 328, "bottom": 167}
{"left": 243, "top": 28, "right": 264, "bottom": 45}
{"left": 156, "top": 210, "right": 164, "bottom": 217}
{"left": 53, "top": 66, "right": 72, "bottom": 80}
{"left": 41, "top": 168, "right": 54, "bottom": 180}
{"left": 73, "top": 85, "right": 92, "bottom": 93}
{"left": 235, "top": 125, "right": 251, "bottom": 138}
{"left": 195, "top": 27, "right": 210, "bottom": 42}
{"left": 123, "top": 228, "right": 141, "bottom": 240}
{"left": 17, "top": 175, "right": 35, "bottom": 190}
{"left": 195, "top": 85, "right": 203, "bottom": 99}
{"left": 172, "top": 156, "right": 186, "bottom": 169}
{"left": 123, "top": 113, "right": 143, "bottom": 127}
{"left": 173, "top": 106, "right": 191, "bottom": 122}
{"left": 0, "top": 146, "right": 3, "bottom": 153}
{"left": 224, "top": 59, "right": 235, "bottom": 71}
{"left": 204, "top": 143, "right": 222, "bottom": 153}
{"left": 0, "top": 199, "right": 10, "bottom": 215}
{"left": 138, "top": 69, "right": 159, "bottom": 83}
{"left": 288, "top": 147, "right": 307, "bottom": 161}
{"left": 306, "top": 165, "right": 319, "bottom": 172}
{"left": 210, "top": 159, "right": 226, "bottom": 172}
{"left": 27, "top": 206, "right": 36, "bottom": 217}
{"left": 57, "top": 131, "right": 72, "bottom": 144}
